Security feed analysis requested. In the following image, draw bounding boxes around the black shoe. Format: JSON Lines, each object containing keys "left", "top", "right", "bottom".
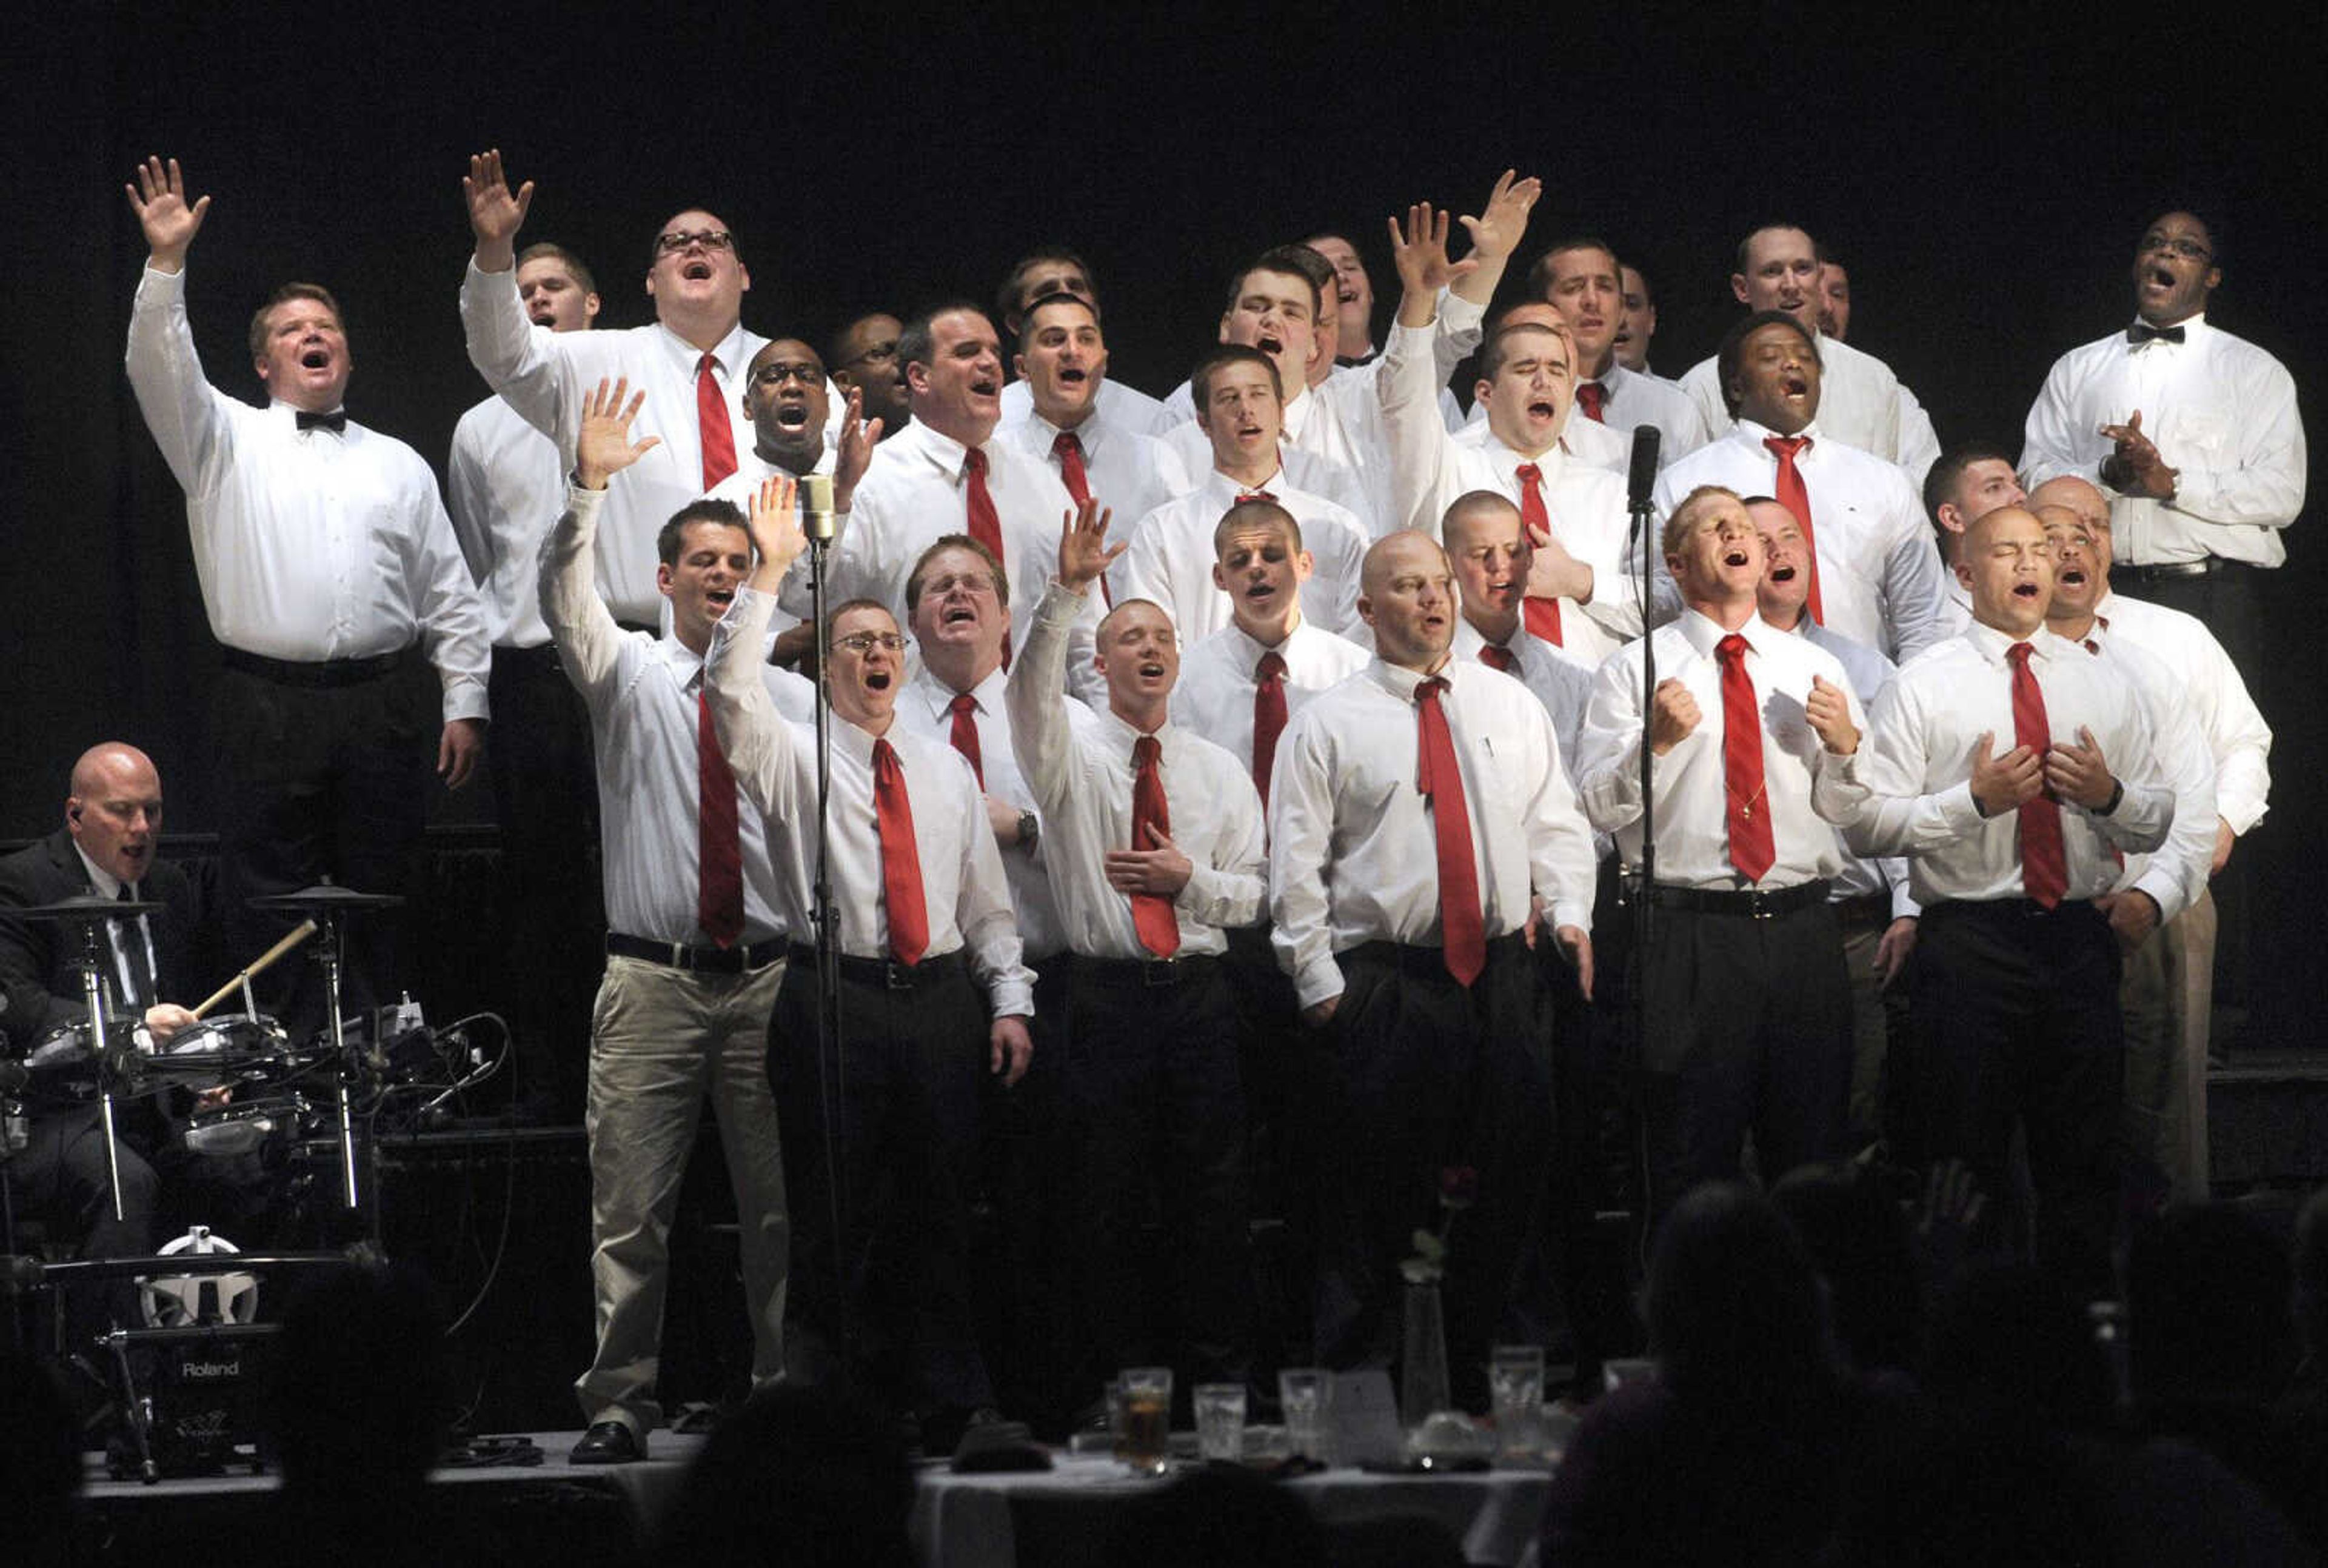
{"left": 569, "top": 1421, "right": 644, "bottom": 1464}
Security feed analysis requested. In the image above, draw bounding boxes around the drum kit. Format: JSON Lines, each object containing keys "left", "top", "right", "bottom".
{"left": 2, "top": 882, "right": 407, "bottom": 1224}
{"left": 1, "top": 882, "right": 501, "bottom": 1480}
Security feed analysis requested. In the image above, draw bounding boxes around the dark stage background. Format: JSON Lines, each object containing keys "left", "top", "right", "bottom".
{"left": 6, "top": 5, "right": 2323, "bottom": 1041}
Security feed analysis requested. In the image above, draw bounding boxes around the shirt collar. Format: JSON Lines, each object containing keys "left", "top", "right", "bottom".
{"left": 1732, "top": 415, "right": 1822, "bottom": 450}
{"left": 1962, "top": 618, "right": 2061, "bottom": 667}
{"left": 2127, "top": 312, "right": 2209, "bottom": 345}
{"left": 1367, "top": 655, "right": 1454, "bottom": 699}
{"left": 657, "top": 319, "right": 752, "bottom": 377}
{"left": 903, "top": 419, "right": 983, "bottom": 481}
{"left": 1095, "top": 705, "right": 1172, "bottom": 756}
{"left": 1031, "top": 408, "right": 1103, "bottom": 453}
{"left": 1676, "top": 607, "right": 1773, "bottom": 659}
{"left": 1229, "top": 618, "right": 1299, "bottom": 667}
{"left": 73, "top": 844, "right": 127, "bottom": 901}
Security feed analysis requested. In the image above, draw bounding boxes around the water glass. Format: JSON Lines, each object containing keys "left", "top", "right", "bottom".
{"left": 1193, "top": 1382, "right": 1246, "bottom": 1463}
{"left": 1489, "top": 1344, "right": 1545, "bottom": 1461}
{"left": 1278, "top": 1366, "right": 1331, "bottom": 1464}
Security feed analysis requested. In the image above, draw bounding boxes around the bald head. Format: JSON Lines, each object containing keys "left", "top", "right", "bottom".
{"left": 67, "top": 743, "right": 164, "bottom": 886}
{"left": 2029, "top": 473, "right": 2110, "bottom": 536}
{"left": 1360, "top": 530, "right": 1457, "bottom": 671}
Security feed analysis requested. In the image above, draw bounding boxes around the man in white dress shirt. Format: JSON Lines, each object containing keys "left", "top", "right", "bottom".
{"left": 449, "top": 240, "right": 604, "bottom": 1119}
{"left": 1113, "top": 346, "right": 1366, "bottom": 640}
{"left": 1748, "top": 499, "right": 1918, "bottom": 1152}
{"left": 1576, "top": 486, "right": 1866, "bottom": 1212}
{"left": 1171, "top": 499, "right": 1370, "bottom": 1322}
{"left": 460, "top": 150, "right": 769, "bottom": 630}
{"left": 714, "top": 488, "right": 1035, "bottom": 1453}
{"left": 1527, "top": 238, "right": 1705, "bottom": 461}
{"left": 2019, "top": 209, "right": 2304, "bottom": 684}
{"left": 803, "top": 303, "right": 1088, "bottom": 686}
{"left": 1818, "top": 256, "right": 1851, "bottom": 342}
{"left": 1614, "top": 263, "right": 1664, "bottom": 378}
{"left": 1656, "top": 312, "right": 1950, "bottom": 664}
{"left": 894, "top": 533, "right": 1075, "bottom": 1424}
{"left": 1441, "top": 492, "right": 1599, "bottom": 769}
{"left": 1269, "top": 530, "right": 1596, "bottom": 1399}
{"left": 2038, "top": 494, "right": 2265, "bottom": 1204}
{"left": 542, "top": 382, "right": 797, "bottom": 1464}
{"left": 1813, "top": 506, "right": 2176, "bottom": 1293}
{"left": 994, "top": 247, "right": 1171, "bottom": 432}
{"left": 1380, "top": 213, "right": 1651, "bottom": 660}
{"left": 1305, "top": 231, "right": 1379, "bottom": 366}
{"left": 1009, "top": 500, "right": 1268, "bottom": 1414}
{"left": 1677, "top": 224, "right": 1941, "bottom": 485}
{"left": 828, "top": 312, "right": 911, "bottom": 442}
{"left": 124, "top": 157, "right": 489, "bottom": 1023}
{"left": 1004, "top": 292, "right": 1187, "bottom": 530}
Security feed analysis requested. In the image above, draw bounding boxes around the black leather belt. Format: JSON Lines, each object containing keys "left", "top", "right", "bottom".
{"left": 787, "top": 943, "right": 963, "bottom": 991}
{"left": 1348, "top": 930, "right": 1530, "bottom": 975}
{"left": 221, "top": 645, "right": 411, "bottom": 687}
{"left": 606, "top": 932, "right": 783, "bottom": 973}
{"left": 2121, "top": 559, "right": 2229, "bottom": 582}
{"left": 1075, "top": 952, "right": 1218, "bottom": 989}
{"left": 1648, "top": 879, "right": 1831, "bottom": 919}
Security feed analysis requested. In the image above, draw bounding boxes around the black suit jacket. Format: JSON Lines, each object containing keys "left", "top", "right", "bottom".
{"left": 0, "top": 829, "right": 204, "bottom": 1055}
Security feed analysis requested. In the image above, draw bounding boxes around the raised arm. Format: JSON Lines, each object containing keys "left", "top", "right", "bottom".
{"left": 1449, "top": 169, "right": 1541, "bottom": 310}
{"left": 463, "top": 147, "right": 535, "bottom": 276}
{"left": 541, "top": 379, "right": 663, "bottom": 702}
{"left": 458, "top": 148, "right": 570, "bottom": 438}
{"left": 1379, "top": 207, "right": 1469, "bottom": 535}
{"left": 122, "top": 156, "right": 229, "bottom": 495}
{"left": 1009, "top": 499, "right": 1122, "bottom": 813}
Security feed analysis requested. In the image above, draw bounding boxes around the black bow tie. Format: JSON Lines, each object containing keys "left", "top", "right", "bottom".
{"left": 2127, "top": 322, "right": 2186, "bottom": 346}
{"left": 295, "top": 409, "right": 349, "bottom": 433}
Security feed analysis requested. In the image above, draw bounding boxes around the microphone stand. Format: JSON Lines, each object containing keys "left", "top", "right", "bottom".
{"left": 800, "top": 475, "right": 855, "bottom": 1369}
{"left": 1621, "top": 427, "right": 1661, "bottom": 1266}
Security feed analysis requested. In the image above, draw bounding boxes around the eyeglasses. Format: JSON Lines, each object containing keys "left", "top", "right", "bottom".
{"left": 749, "top": 361, "right": 822, "bottom": 388}
{"left": 2139, "top": 233, "right": 2212, "bottom": 262}
{"left": 832, "top": 632, "right": 908, "bottom": 655}
{"left": 655, "top": 228, "right": 736, "bottom": 256}
{"left": 840, "top": 342, "right": 900, "bottom": 366}
{"left": 918, "top": 573, "right": 996, "bottom": 598}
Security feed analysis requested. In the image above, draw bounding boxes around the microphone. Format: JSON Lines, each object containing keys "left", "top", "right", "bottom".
{"left": 1625, "top": 425, "right": 1662, "bottom": 513}
{"left": 801, "top": 473, "right": 838, "bottom": 544}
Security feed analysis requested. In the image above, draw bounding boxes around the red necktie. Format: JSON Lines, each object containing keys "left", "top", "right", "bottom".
{"left": 1414, "top": 677, "right": 1485, "bottom": 986}
{"left": 1715, "top": 634, "right": 1775, "bottom": 882}
{"left": 2007, "top": 642, "right": 2069, "bottom": 909}
{"left": 1129, "top": 735, "right": 1180, "bottom": 956}
{"left": 1514, "top": 462, "right": 1564, "bottom": 646}
{"left": 871, "top": 738, "right": 929, "bottom": 964}
{"left": 1762, "top": 435, "right": 1824, "bottom": 623}
{"left": 947, "top": 692, "right": 985, "bottom": 788}
{"left": 1576, "top": 382, "right": 1608, "bottom": 423}
{"left": 1236, "top": 489, "right": 1279, "bottom": 504}
{"left": 1052, "top": 430, "right": 1092, "bottom": 507}
{"left": 962, "top": 446, "right": 1006, "bottom": 568}
{"left": 697, "top": 352, "right": 737, "bottom": 491}
{"left": 1478, "top": 643, "right": 1519, "bottom": 675}
{"left": 697, "top": 688, "right": 743, "bottom": 947}
{"left": 1252, "top": 650, "right": 1288, "bottom": 806}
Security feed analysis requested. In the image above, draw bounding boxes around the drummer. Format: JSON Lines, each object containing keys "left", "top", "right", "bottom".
{"left": 0, "top": 743, "right": 208, "bottom": 1266}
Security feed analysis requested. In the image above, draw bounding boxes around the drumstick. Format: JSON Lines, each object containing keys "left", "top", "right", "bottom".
{"left": 190, "top": 920, "right": 318, "bottom": 1019}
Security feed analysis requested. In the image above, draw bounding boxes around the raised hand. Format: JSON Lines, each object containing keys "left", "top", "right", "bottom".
{"left": 1388, "top": 202, "right": 1474, "bottom": 304}
{"left": 125, "top": 156, "right": 210, "bottom": 273}
{"left": 1650, "top": 678, "right": 1701, "bottom": 755}
{"left": 1456, "top": 168, "right": 1542, "bottom": 265}
{"left": 1968, "top": 731, "right": 2044, "bottom": 816}
{"left": 1805, "top": 673, "right": 1859, "bottom": 755}
{"left": 1056, "top": 496, "right": 1123, "bottom": 590}
{"left": 746, "top": 473, "right": 805, "bottom": 585}
{"left": 834, "top": 386, "right": 881, "bottom": 509}
{"left": 2099, "top": 410, "right": 2178, "bottom": 498}
{"left": 463, "top": 148, "right": 534, "bottom": 270}
{"left": 2042, "top": 724, "right": 2116, "bottom": 810}
{"left": 574, "top": 378, "right": 663, "bottom": 490}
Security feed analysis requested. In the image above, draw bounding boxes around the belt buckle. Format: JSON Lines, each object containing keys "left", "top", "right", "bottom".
{"left": 1142, "top": 958, "right": 1179, "bottom": 987}
{"left": 1747, "top": 888, "right": 1774, "bottom": 921}
{"left": 884, "top": 961, "right": 916, "bottom": 992}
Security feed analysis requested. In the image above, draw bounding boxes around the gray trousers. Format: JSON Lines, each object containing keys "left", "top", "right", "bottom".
{"left": 575, "top": 953, "right": 789, "bottom": 1434}
{"left": 2121, "top": 888, "right": 2216, "bottom": 1204}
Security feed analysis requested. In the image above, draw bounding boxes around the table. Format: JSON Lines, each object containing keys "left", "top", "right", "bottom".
{"left": 911, "top": 1453, "right": 1553, "bottom": 1567}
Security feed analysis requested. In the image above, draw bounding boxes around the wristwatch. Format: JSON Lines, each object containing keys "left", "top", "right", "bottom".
{"left": 1017, "top": 810, "right": 1040, "bottom": 853}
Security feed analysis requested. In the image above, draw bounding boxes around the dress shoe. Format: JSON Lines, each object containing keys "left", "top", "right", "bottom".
{"left": 569, "top": 1420, "right": 644, "bottom": 1464}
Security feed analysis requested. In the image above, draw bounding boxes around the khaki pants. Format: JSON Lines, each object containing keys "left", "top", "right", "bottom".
{"left": 575, "top": 954, "right": 789, "bottom": 1434}
{"left": 2120, "top": 888, "right": 2217, "bottom": 1205}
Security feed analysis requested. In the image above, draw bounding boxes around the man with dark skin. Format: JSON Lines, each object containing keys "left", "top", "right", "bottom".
{"left": 829, "top": 312, "right": 911, "bottom": 440}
